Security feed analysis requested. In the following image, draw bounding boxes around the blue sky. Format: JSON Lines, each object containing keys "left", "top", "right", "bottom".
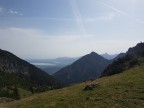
{"left": 0, "top": 0, "right": 144, "bottom": 59}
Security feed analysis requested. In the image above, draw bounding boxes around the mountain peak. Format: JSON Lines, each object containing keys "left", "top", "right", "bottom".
{"left": 90, "top": 51, "right": 95, "bottom": 53}
{"left": 90, "top": 51, "right": 97, "bottom": 55}
{"left": 89, "top": 51, "right": 100, "bottom": 57}
{"left": 101, "top": 53, "right": 118, "bottom": 60}
{"left": 54, "top": 52, "right": 111, "bottom": 85}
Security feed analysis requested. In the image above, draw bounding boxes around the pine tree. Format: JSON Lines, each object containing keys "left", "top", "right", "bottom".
{"left": 13, "top": 86, "right": 20, "bottom": 100}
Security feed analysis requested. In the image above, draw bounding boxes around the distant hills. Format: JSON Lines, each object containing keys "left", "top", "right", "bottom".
{"left": 53, "top": 42, "right": 144, "bottom": 85}
{"left": 101, "top": 53, "right": 118, "bottom": 60}
{"left": 26, "top": 57, "right": 79, "bottom": 75}
{"left": 102, "top": 42, "right": 144, "bottom": 77}
{"left": 112, "top": 53, "right": 126, "bottom": 61}
{"left": 27, "top": 57, "right": 79, "bottom": 66}
{"left": 1, "top": 42, "right": 144, "bottom": 106}
{"left": 53, "top": 52, "right": 111, "bottom": 85}
{"left": 27, "top": 54, "right": 117, "bottom": 75}
{"left": 0, "top": 49, "right": 62, "bottom": 99}
{"left": 0, "top": 42, "right": 143, "bottom": 101}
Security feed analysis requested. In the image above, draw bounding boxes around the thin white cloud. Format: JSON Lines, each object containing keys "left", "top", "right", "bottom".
{"left": 0, "top": 7, "right": 3, "bottom": 13}
{"left": 0, "top": 8, "right": 2, "bottom": 11}
{"left": 25, "top": 17, "right": 74, "bottom": 21}
{"left": 70, "top": 0, "right": 86, "bottom": 35}
{"left": 0, "top": 6, "right": 23, "bottom": 16}
{"left": 97, "top": 1, "right": 129, "bottom": 17}
{"left": 18, "top": 13, "right": 115, "bottom": 24}
{"left": 83, "top": 13, "right": 115, "bottom": 23}
{"left": 9, "top": 9, "right": 23, "bottom": 16}
{"left": 97, "top": 13, "right": 115, "bottom": 20}
{"left": 0, "top": 27, "right": 92, "bottom": 58}
{"left": 10, "top": 10, "right": 18, "bottom": 14}
{"left": 97, "top": 1, "right": 144, "bottom": 25}
{"left": 136, "top": 19, "right": 144, "bottom": 24}
{"left": 0, "top": 27, "right": 142, "bottom": 58}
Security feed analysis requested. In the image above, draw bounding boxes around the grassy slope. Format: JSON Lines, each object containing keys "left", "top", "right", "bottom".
{"left": 1, "top": 66, "right": 144, "bottom": 108}
{"left": 18, "top": 88, "right": 33, "bottom": 99}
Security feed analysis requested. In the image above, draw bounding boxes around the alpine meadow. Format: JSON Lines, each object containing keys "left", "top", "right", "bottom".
{"left": 0, "top": 0, "right": 144, "bottom": 108}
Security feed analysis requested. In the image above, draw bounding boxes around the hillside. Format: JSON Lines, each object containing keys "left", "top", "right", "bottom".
{"left": 102, "top": 42, "right": 144, "bottom": 77}
{"left": 0, "top": 49, "right": 62, "bottom": 99}
{"left": 54, "top": 52, "right": 111, "bottom": 85}
{"left": 112, "top": 53, "right": 125, "bottom": 61}
{"left": 127, "top": 42, "right": 144, "bottom": 56}
{"left": 2, "top": 65, "right": 144, "bottom": 108}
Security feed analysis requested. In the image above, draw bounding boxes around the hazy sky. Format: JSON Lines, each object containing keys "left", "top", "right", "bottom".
{"left": 0, "top": 0, "right": 144, "bottom": 59}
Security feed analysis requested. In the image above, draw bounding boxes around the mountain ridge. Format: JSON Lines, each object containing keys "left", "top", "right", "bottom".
{"left": 101, "top": 53, "right": 118, "bottom": 60}
{"left": 0, "top": 49, "right": 62, "bottom": 99}
{"left": 53, "top": 51, "right": 111, "bottom": 85}
{"left": 102, "top": 42, "right": 144, "bottom": 77}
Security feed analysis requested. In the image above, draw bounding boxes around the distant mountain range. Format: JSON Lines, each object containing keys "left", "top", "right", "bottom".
{"left": 27, "top": 57, "right": 79, "bottom": 66}
{"left": 101, "top": 53, "right": 118, "bottom": 60}
{"left": 112, "top": 53, "right": 126, "bottom": 61}
{"left": 0, "top": 49, "right": 62, "bottom": 98}
{"left": 0, "top": 42, "right": 143, "bottom": 100}
{"left": 27, "top": 54, "right": 117, "bottom": 75}
{"left": 53, "top": 52, "right": 112, "bottom": 85}
{"left": 53, "top": 42, "right": 144, "bottom": 85}
{"left": 26, "top": 57, "right": 79, "bottom": 75}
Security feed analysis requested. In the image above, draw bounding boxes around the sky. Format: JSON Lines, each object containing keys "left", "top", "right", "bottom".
{"left": 0, "top": 0, "right": 144, "bottom": 59}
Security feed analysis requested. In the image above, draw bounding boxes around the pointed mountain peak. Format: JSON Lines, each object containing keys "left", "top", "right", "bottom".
{"left": 90, "top": 51, "right": 98, "bottom": 56}
{"left": 54, "top": 51, "right": 111, "bottom": 85}
{"left": 90, "top": 51, "right": 96, "bottom": 54}
{"left": 87, "top": 52, "right": 102, "bottom": 59}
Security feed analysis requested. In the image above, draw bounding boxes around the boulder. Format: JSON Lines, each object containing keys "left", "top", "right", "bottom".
{"left": 83, "top": 83, "right": 99, "bottom": 91}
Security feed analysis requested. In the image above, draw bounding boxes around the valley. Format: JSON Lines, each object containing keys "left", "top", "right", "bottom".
{"left": 0, "top": 0, "right": 144, "bottom": 107}
{"left": 0, "top": 42, "right": 144, "bottom": 108}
